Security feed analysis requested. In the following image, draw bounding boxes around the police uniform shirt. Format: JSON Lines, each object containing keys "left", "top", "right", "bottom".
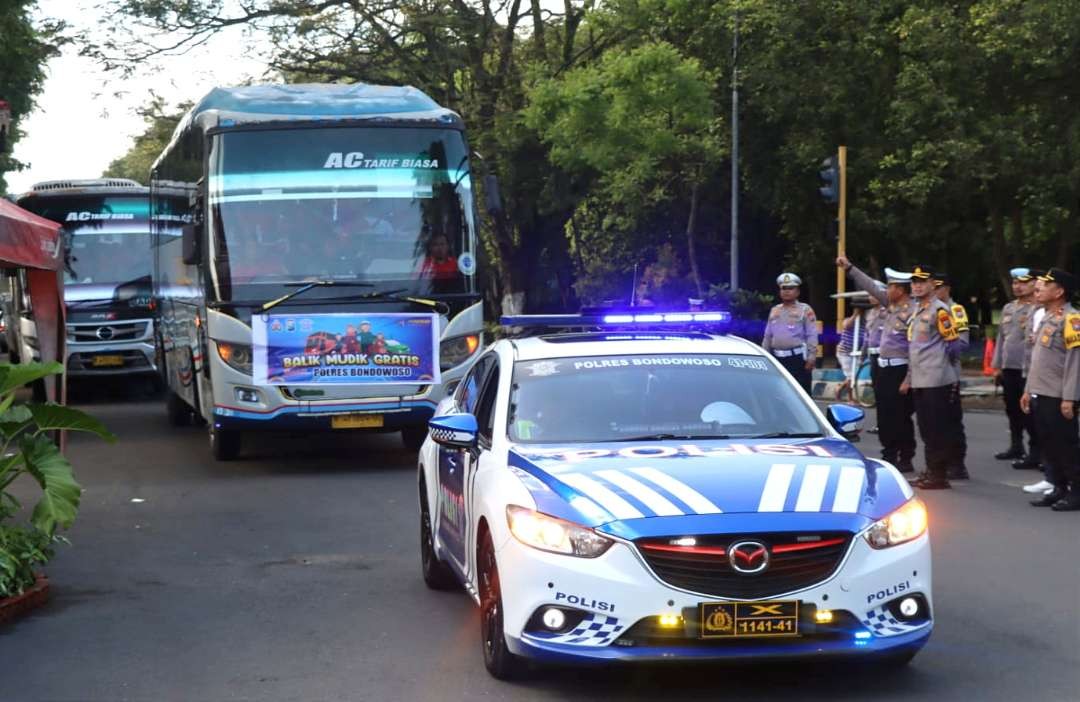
{"left": 762, "top": 302, "right": 819, "bottom": 352}
{"left": 1023, "top": 306, "right": 1046, "bottom": 377}
{"left": 1025, "top": 303, "right": 1080, "bottom": 401}
{"left": 905, "top": 297, "right": 968, "bottom": 388}
{"left": 849, "top": 265, "right": 913, "bottom": 359}
{"left": 865, "top": 306, "right": 885, "bottom": 350}
{"left": 992, "top": 299, "right": 1035, "bottom": 371}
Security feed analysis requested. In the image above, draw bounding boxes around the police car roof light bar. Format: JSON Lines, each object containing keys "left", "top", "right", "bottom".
{"left": 499, "top": 311, "right": 732, "bottom": 329}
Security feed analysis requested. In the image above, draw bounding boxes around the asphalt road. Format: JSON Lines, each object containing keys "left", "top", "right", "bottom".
{"left": 3, "top": 390, "right": 1080, "bottom": 702}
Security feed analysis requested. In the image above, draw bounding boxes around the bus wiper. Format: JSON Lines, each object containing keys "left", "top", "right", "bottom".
{"left": 261, "top": 280, "right": 373, "bottom": 312}
{"left": 739, "top": 432, "right": 824, "bottom": 439}
{"left": 355, "top": 288, "right": 450, "bottom": 314}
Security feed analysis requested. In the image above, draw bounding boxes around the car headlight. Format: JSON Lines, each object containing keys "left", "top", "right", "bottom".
{"left": 440, "top": 334, "right": 480, "bottom": 370}
{"left": 506, "top": 505, "right": 613, "bottom": 558}
{"left": 864, "top": 498, "right": 928, "bottom": 549}
{"left": 216, "top": 341, "right": 253, "bottom": 374}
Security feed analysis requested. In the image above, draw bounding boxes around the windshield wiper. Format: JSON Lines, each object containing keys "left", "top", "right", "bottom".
{"left": 260, "top": 280, "right": 373, "bottom": 312}
{"left": 353, "top": 288, "right": 450, "bottom": 314}
{"left": 614, "top": 433, "right": 732, "bottom": 442}
{"left": 737, "top": 432, "right": 824, "bottom": 439}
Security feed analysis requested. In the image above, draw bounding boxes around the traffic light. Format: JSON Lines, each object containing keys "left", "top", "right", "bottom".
{"left": 819, "top": 156, "right": 839, "bottom": 204}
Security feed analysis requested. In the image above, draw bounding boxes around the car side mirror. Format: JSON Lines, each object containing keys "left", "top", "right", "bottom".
{"left": 182, "top": 223, "right": 201, "bottom": 265}
{"left": 429, "top": 413, "right": 479, "bottom": 450}
{"left": 827, "top": 403, "right": 865, "bottom": 439}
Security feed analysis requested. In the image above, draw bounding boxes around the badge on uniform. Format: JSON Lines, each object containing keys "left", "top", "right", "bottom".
{"left": 936, "top": 309, "right": 959, "bottom": 341}
{"left": 950, "top": 304, "right": 969, "bottom": 331}
{"left": 1065, "top": 313, "right": 1080, "bottom": 349}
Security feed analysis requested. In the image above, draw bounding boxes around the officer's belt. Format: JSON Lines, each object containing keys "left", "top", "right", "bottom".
{"left": 877, "top": 357, "right": 908, "bottom": 367}
{"left": 868, "top": 347, "right": 881, "bottom": 355}
{"left": 772, "top": 345, "right": 807, "bottom": 358}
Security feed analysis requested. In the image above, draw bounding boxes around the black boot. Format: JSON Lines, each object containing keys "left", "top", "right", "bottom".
{"left": 995, "top": 445, "right": 1024, "bottom": 460}
{"left": 896, "top": 461, "right": 915, "bottom": 474}
{"left": 911, "top": 473, "right": 951, "bottom": 490}
{"left": 1012, "top": 456, "right": 1041, "bottom": 470}
{"left": 1031, "top": 487, "right": 1067, "bottom": 507}
{"left": 1052, "top": 488, "right": 1080, "bottom": 512}
{"left": 947, "top": 465, "right": 970, "bottom": 480}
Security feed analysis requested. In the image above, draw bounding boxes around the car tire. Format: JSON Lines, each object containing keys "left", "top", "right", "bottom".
{"left": 401, "top": 424, "right": 428, "bottom": 451}
{"left": 209, "top": 422, "right": 242, "bottom": 461}
{"left": 479, "top": 531, "right": 525, "bottom": 680}
{"left": 419, "top": 482, "right": 458, "bottom": 590}
{"left": 166, "top": 391, "right": 192, "bottom": 427}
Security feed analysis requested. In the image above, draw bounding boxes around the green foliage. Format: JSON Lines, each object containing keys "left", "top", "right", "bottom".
{"left": 0, "top": 362, "right": 115, "bottom": 598}
{"left": 103, "top": 96, "right": 192, "bottom": 182}
{"left": 0, "top": 1, "right": 66, "bottom": 194}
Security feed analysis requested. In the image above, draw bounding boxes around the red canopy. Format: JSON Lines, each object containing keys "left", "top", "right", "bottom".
{"left": 0, "top": 197, "right": 65, "bottom": 404}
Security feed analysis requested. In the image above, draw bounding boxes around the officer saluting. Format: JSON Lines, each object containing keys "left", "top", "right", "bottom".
{"left": 762, "top": 273, "right": 818, "bottom": 394}
{"left": 992, "top": 268, "right": 1039, "bottom": 464}
{"left": 932, "top": 272, "right": 971, "bottom": 480}
{"left": 904, "top": 265, "right": 968, "bottom": 489}
{"left": 1022, "top": 268, "right": 1080, "bottom": 511}
{"left": 837, "top": 256, "right": 917, "bottom": 473}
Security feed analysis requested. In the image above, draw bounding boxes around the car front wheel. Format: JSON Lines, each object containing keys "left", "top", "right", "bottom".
{"left": 419, "top": 482, "right": 458, "bottom": 590}
{"left": 478, "top": 532, "right": 524, "bottom": 680}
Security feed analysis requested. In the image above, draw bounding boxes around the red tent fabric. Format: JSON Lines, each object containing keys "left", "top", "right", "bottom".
{"left": 0, "top": 197, "right": 65, "bottom": 404}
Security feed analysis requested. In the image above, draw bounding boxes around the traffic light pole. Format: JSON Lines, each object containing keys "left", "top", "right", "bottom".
{"left": 835, "top": 146, "right": 847, "bottom": 331}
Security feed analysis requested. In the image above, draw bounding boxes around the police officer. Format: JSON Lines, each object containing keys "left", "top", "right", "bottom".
{"left": 992, "top": 268, "right": 1039, "bottom": 463}
{"left": 837, "top": 256, "right": 916, "bottom": 473}
{"left": 933, "top": 272, "right": 971, "bottom": 480}
{"left": 903, "top": 265, "right": 968, "bottom": 489}
{"left": 762, "top": 273, "right": 818, "bottom": 394}
{"left": 1022, "top": 268, "right": 1080, "bottom": 511}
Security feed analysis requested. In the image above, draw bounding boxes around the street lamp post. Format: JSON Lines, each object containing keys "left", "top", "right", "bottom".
{"left": 730, "top": 13, "right": 740, "bottom": 292}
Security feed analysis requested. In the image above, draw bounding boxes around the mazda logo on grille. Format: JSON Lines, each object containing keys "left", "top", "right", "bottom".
{"left": 728, "top": 540, "right": 770, "bottom": 574}
{"left": 96, "top": 326, "right": 115, "bottom": 341}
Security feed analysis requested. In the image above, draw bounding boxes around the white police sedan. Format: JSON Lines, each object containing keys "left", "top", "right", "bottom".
{"left": 417, "top": 314, "right": 932, "bottom": 679}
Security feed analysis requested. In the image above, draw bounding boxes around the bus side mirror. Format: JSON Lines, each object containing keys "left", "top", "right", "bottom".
{"left": 483, "top": 175, "right": 503, "bottom": 216}
{"left": 182, "top": 223, "right": 201, "bottom": 265}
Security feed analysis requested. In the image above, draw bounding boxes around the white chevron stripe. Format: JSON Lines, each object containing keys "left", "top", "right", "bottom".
{"left": 758, "top": 464, "right": 795, "bottom": 512}
{"left": 630, "top": 467, "right": 722, "bottom": 514}
{"left": 595, "top": 470, "right": 683, "bottom": 516}
{"left": 795, "top": 464, "right": 832, "bottom": 512}
{"left": 832, "top": 465, "right": 866, "bottom": 513}
{"left": 559, "top": 473, "right": 644, "bottom": 520}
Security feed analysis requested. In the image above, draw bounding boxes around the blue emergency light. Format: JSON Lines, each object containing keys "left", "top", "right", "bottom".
{"left": 499, "top": 310, "right": 732, "bottom": 330}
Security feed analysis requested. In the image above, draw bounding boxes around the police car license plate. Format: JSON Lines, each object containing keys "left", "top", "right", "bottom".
{"left": 91, "top": 355, "right": 124, "bottom": 367}
{"left": 331, "top": 413, "right": 383, "bottom": 429}
{"left": 699, "top": 600, "right": 799, "bottom": 638}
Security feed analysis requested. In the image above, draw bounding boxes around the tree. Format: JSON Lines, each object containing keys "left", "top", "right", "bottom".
{"left": 103, "top": 96, "right": 191, "bottom": 183}
{"left": 0, "top": 1, "right": 65, "bottom": 194}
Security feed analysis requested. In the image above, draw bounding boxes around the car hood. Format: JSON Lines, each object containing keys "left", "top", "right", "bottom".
{"left": 507, "top": 438, "right": 912, "bottom": 537}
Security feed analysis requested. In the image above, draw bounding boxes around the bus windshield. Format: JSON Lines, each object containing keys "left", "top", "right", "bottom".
{"left": 207, "top": 126, "right": 476, "bottom": 301}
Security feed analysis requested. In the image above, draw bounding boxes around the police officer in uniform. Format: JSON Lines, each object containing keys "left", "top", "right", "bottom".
{"left": 837, "top": 256, "right": 917, "bottom": 472}
{"left": 1022, "top": 268, "right": 1080, "bottom": 511}
{"left": 933, "top": 272, "right": 971, "bottom": 479}
{"left": 992, "top": 268, "right": 1039, "bottom": 462}
{"left": 904, "top": 265, "right": 968, "bottom": 489}
{"left": 762, "top": 273, "right": 819, "bottom": 394}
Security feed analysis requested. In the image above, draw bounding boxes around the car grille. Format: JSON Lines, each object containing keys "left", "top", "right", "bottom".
{"left": 635, "top": 532, "right": 852, "bottom": 600}
{"left": 67, "top": 321, "right": 150, "bottom": 343}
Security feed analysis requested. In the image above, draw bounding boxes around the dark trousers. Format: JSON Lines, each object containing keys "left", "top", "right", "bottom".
{"left": 874, "top": 363, "right": 916, "bottom": 465}
{"left": 947, "top": 382, "right": 967, "bottom": 469}
{"left": 776, "top": 354, "right": 813, "bottom": 395}
{"left": 1031, "top": 396, "right": 1080, "bottom": 488}
{"left": 1003, "top": 369, "right": 1040, "bottom": 458}
{"left": 913, "top": 385, "right": 962, "bottom": 479}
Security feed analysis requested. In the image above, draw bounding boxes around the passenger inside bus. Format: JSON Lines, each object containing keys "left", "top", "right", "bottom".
{"left": 418, "top": 233, "right": 458, "bottom": 280}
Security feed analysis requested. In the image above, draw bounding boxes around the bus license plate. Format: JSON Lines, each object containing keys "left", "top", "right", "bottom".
{"left": 91, "top": 355, "right": 125, "bottom": 367}
{"left": 700, "top": 600, "right": 799, "bottom": 638}
{"left": 331, "top": 414, "right": 384, "bottom": 429}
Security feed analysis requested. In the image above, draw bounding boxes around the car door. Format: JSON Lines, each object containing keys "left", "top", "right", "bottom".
{"left": 464, "top": 356, "right": 502, "bottom": 581}
{"left": 437, "top": 352, "right": 495, "bottom": 572}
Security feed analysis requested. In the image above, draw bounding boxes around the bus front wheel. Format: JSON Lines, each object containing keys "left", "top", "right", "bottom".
{"left": 210, "top": 423, "right": 242, "bottom": 461}
{"left": 401, "top": 424, "right": 428, "bottom": 451}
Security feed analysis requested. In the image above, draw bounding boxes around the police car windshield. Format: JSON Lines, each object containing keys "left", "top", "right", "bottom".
{"left": 509, "top": 354, "right": 824, "bottom": 444}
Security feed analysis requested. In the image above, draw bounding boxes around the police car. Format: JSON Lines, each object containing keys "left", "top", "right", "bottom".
{"left": 417, "top": 313, "right": 932, "bottom": 679}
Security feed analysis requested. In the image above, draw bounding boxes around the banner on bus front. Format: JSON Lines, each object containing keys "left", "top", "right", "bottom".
{"left": 252, "top": 312, "right": 440, "bottom": 386}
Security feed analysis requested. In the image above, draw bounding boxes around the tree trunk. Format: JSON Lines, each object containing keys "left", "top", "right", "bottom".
{"left": 686, "top": 181, "right": 704, "bottom": 298}
{"left": 988, "top": 200, "right": 1011, "bottom": 295}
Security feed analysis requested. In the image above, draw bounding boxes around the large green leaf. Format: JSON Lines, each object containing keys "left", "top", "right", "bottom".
{"left": 20, "top": 435, "right": 82, "bottom": 535}
{"left": 26, "top": 404, "right": 117, "bottom": 442}
{"left": 0, "top": 362, "right": 63, "bottom": 396}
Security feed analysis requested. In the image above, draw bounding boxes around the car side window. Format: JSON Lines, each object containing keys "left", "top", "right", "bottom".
{"left": 474, "top": 361, "right": 501, "bottom": 443}
{"left": 457, "top": 354, "right": 493, "bottom": 414}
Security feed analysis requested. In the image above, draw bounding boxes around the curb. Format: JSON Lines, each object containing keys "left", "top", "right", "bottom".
{"left": 0, "top": 573, "right": 50, "bottom": 625}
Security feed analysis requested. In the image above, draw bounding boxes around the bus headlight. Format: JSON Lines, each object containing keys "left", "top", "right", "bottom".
{"left": 864, "top": 498, "right": 928, "bottom": 549}
{"left": 506, "top": 505, "right": 613, "bottom": 558}
{"left": 216, "top": 341, "right": 253, "bottom": 375}
{"left": 440, "top": 334, "right": 480, "bottom": 370}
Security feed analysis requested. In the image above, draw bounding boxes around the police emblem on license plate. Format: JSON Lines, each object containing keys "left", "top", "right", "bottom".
{"left": 700, "top": 600, "right": 800, "bottom": 638}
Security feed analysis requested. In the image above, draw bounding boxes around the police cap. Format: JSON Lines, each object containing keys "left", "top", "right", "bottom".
{"left": 883, "top": 267, "right": 912, "bottom": 285}
{"left": 776, "top": 272, "right": 802, "bottom": 287}
{"left": 1039, "top": 268, "right": 1077, "bottom": 296}
{"left": 1010, "top": 267, "right": 1034, "bottom": 282}
{"left": 910, "top": 265, "right": 934, "bottom": 281}
{"left": 933, "top": 271, "right": 951, "bottom": 287}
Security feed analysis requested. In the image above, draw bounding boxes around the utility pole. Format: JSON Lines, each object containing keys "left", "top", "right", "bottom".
{"left": 819, "top": 147, "right": 848, "bottom": 329}
{"left": 730, "top": 11, "right": 740, "bottom": 292}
